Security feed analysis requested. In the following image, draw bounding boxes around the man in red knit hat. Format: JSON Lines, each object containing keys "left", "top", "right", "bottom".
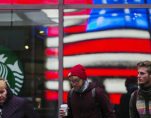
{"left": 60, "top": 64, "right": 115, "bottom": 118}
{"left": 67, "top": 64, "right": 87, "bottom": 92}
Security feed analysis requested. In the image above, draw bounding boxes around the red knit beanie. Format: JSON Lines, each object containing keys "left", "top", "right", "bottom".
{"left": 68, "top": 64, "right": 87, "bottom": 80}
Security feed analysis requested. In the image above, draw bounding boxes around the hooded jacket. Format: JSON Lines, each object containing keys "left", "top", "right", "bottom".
{"left": 67, "top": 82, "right": 115, "bottom": 118}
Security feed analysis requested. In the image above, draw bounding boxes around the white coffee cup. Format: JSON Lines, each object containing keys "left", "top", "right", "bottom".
{"left": 60, "top": 104, "right": 68, "bottom": 116}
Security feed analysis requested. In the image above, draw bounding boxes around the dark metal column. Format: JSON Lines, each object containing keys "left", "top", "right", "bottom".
{"left": 58, "top": 0, "right": 64, "bottom": 117}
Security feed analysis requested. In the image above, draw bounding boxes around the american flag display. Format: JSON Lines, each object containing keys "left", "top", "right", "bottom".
{"left": 2, "top": 0, "right": 150, "bottom": 105}
{"left": 45, "top": 0, "right": 151, "bottom": 105}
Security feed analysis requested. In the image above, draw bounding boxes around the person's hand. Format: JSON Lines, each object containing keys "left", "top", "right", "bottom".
{"left": 59, "top": 108, "right": 66, "bottom": 117}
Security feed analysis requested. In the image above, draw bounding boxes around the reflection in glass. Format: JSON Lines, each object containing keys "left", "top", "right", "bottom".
{"left": 0, "top": 0, "right": 58, "bottom": 4}
{"left": 0, "top": 9, "right": 59, "bottom": 117}
{"left": 64, "top": 0, "right": 151, "bottom": 5}
{"left": 0, "top": 10, "right": 52, "bottom": 26}
{"left": 87, "top": 8, "right": 148, "bottom": 31}
{"left": 63, "top": 8, "right": 151, "bottom": 104}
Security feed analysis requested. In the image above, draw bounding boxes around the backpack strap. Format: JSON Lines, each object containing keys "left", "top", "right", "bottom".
{"left": 92, "top": 88, "right": 96, "bottom": 98}
{"left": 133, "top": 90, "right": 138, "bottom": 104}
{"left": 92, "top": 88, "right": 99, "bottom": 107}
{"left": 69, "top": 88, "right": 74, "bottom": 100}
{"left": 130, "top": 90, "right": 140, "bottom": 118}
{"left": 131, "top": 90, "right": 138, "bottom": 110}
{"left": 92, "top": 87, "right": 103, "bottom": 118}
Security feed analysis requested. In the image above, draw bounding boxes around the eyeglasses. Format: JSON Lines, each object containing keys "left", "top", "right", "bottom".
{"left": 69, "top": 78, "right": 81, "bottom": 84}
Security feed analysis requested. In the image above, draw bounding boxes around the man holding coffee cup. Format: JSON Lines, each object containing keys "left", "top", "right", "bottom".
{"left": 59, "top": 64, "right": 115, "bottom": 118}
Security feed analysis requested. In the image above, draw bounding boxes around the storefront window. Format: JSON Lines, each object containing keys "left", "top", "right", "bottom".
{"left": 0, "top": 9, "right": 59, "bottom": 117}
{"left": 0, "top": 1, "right": 151, "bottom": 118}
{"left": 63, "top": 8, "right": 151, "bottom": 104}
{"left": 64, "top": 0, "right": 151, "bottom": 4}
{"left": 0, "top": 0, "right": 58, "bottom": 4}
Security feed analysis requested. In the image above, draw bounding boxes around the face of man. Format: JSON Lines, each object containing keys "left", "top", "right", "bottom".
{"left": 137, "top": 67, "right": 151, "bottom": 87}
{"left": 0, "top": 81, "right": 7, "bottom": 104}
{"left": 69, "top": 76, "right": 84, "bottom": 91}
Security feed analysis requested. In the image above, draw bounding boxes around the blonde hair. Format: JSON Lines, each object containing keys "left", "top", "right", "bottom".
{"left": 137, "top": 60, "right": 151, "bottom": 74}
{"left": 0, "top": 77, "right": 7, "bottom": 89}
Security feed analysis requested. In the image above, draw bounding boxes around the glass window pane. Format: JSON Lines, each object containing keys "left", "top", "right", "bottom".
{"left": 0, "top": 0, "right": 11, "bottom": 4}
{"left": 64, "top": 0, "right": 92, "bottom": 4}
{"left": 87, "top": 8, "right": 148, "bottom": 31}
{"left": 64, "top": 0, "right": 151, "bottom": 5}
{"left": 43, "top": 9, "right": 59, "bottom": 118}
{"left": 0, "top": 10, "right": 52, "bottom": 26}
{"left": 0, "top": 0, "right": 58, "bottom": 4}
{"left": 0, "top": 9, "right": 59, "bottom": 117}
{"left": 63, "top": 8, "right": 151, "bottom": 104}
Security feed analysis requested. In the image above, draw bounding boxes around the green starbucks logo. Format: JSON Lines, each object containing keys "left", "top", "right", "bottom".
{"left": 0, "top": 47, "right": 24, "bottom": 95}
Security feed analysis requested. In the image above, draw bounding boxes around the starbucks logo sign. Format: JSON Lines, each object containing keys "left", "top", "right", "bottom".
{"left": 0, "top": 47, "right": 24, "bottom": 95}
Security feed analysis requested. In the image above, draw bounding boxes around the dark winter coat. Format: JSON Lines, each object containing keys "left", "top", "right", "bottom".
{"left": 67, "top": 83, "right": 116, "bottom": 118}
{"left": 129, "top": 88, "right": 151, "bottom": 118}
{"left": 1, "top": 85, "right": 39, "bottom": 118}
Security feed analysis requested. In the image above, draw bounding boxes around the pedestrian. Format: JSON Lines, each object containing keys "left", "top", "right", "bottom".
{"left": 117, "top": 77, "right": 137, "bottom": 118}
{"left": 0, "top": 77, "right": 39, "bottom": 118}
{"left": 129, "top": 60, "right": 151, "bottom": 118}
{"left": 60, "top": 64, "right": 116, "bottom": 118}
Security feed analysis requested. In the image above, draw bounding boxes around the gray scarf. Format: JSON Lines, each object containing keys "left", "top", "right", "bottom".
{"left": 75, "top": 80, "right": 89, "bottom": 93}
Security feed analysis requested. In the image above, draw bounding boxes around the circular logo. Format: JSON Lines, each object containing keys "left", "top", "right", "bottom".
{"left": 0, "top": 46, "right": 24, "bottom": 95}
